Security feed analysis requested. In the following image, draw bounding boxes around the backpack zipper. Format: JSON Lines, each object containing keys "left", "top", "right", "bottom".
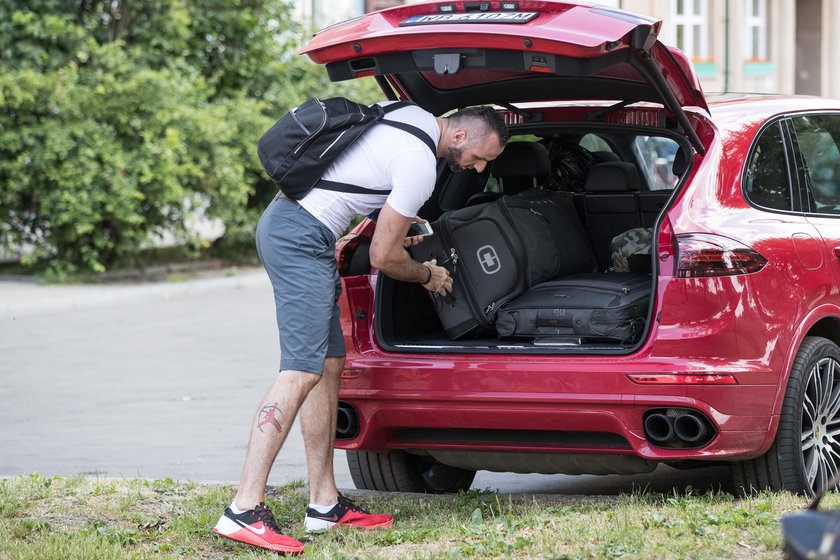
{"left": 319, "top": 126, "right": 351, "bottom": 159}
{"left": 291, "top": 98, "right": 328, "bottom": 156}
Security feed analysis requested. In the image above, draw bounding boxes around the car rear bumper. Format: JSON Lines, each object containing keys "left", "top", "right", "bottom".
{"left": 335, "top": 356, "right": 778, "bottom": 463}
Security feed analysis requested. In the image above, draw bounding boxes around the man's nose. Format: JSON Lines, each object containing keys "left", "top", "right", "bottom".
{"left": 473, "top": 161, "right": 487, "bottom": 173}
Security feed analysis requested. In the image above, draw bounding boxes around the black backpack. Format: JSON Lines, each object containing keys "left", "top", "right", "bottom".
{"left": 257, "top": 97, "right": 437, "bottom": 200}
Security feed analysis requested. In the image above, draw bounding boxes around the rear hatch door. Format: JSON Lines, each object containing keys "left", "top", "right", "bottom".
{"left": 300, "top": 1, "right": 708, "bottom": 153}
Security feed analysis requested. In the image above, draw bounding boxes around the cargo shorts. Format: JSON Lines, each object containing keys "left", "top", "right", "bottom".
{"left": 255, "top": 196, "right": 346, "bottom": 375}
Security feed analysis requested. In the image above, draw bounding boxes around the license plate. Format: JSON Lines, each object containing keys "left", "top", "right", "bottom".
{"left": 399, "top": 12, "right": 538, "bottom": 27}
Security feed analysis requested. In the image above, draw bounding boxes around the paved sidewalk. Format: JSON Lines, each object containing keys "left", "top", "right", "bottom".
{"left": 0, "top": 267, "right": 269, "bottom": 319}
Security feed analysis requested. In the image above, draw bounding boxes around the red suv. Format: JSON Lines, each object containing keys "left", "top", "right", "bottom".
{"left": 301, "top": 1, "right": 840, "bottom": 496}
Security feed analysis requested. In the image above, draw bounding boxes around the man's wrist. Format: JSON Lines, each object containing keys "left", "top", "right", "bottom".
{"left": 421, "top": 263, "right": 433, "bottom": 285}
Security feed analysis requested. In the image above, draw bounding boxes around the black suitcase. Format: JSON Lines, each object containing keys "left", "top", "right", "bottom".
{"left": 410, "top": 191, "right": 595, "bottom": 339}
{"left": 495, "top": 272, "right": 651, "bottom": 343}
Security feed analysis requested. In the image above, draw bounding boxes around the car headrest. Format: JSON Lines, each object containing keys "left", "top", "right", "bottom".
{"left": 592, "top": 151, "right": 621, "bottom": 163}
{"left": 491, "top": 141, "right": 551, "bottom": 182}
{"left": 583, "top": 162, "right": 641, "bottom": 193}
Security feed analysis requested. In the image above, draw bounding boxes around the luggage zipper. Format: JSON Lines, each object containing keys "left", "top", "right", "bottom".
{"left": 436, "top": 221, "right": 493, "bottom": 329}
{"left": 291, "top": 98, "right": 329, "bottom": 156}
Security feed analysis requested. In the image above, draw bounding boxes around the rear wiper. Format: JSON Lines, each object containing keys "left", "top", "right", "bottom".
{"left": 498, "top": 103, "right": 543, "bottom": 122}
{"left": 586, "top": 100, "right": 637, "bottom": 122}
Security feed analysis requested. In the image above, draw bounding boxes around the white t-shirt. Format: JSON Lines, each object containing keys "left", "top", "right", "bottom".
{"left": 298, "top": 102, "right": 440, "bottom": 239}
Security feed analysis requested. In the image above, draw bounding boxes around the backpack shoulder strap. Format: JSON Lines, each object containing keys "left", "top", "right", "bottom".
{"left": 380, "top": 120, "right": 436, "bottom": 155}
{"left": 378, "top": 102, "right": 437, "bottom": 156}
{"left": 381, "top": 101, "right": 415, "bottom": 114}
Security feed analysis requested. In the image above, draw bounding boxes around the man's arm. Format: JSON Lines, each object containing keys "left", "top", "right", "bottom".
{"left": 369, "top": 203, "right": 452, "bottom": 294}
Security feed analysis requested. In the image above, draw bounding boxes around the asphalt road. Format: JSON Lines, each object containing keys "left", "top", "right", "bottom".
{"left": 0, "top": 270, "right": 732, "bottom": 495}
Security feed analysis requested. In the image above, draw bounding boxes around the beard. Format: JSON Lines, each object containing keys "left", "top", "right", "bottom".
{"left": 445, "top": 145, "right": 465, "bottom": 171}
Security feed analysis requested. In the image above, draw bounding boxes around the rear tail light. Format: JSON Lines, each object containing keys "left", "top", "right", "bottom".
{"left": 675, "top": 233, "right": 767, "bottom": 278}
{"left": 335, "top": 234, "right": 371, "bottom": 276}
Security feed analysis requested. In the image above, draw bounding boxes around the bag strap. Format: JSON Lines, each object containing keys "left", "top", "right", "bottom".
{"left": 379, "top": 101, "right": 437, "bottom": 155}
{"left": 380, "top": 120, "right": 437, "bottom": 155}
{"left": 315, "top": 102, "right": 437, "bottom": 197}
{"left": 316, "top": 180, "right": 389, "bottom": 195}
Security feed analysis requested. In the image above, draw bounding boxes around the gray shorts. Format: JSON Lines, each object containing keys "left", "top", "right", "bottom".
{"left": 255, "top": 196, "right": 345, "bottom": 375}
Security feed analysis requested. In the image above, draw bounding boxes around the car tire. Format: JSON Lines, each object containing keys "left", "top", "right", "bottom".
{"left": 731, "top": 336, "right": 840, "bottom": 497}
{"left": 346, "top": 450, "right": 476, "bottom": 493}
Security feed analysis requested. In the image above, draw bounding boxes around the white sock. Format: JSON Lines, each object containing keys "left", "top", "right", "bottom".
{"left": 308, "top": 502, "right": 337, "bottom": 514}
{"left": 229, "top": 501, "right": 247, "bottom": 515}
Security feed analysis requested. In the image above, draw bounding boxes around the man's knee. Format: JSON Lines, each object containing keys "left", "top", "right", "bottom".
{"left": 277, "top": 369, "right": 323, "bottom": 394}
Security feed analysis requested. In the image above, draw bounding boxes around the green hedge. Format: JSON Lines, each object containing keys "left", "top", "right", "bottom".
{"left": 0, "top": 1, "right": 380, "bottom": 278}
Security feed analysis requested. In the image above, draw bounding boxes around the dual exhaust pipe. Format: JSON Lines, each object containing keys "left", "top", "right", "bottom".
{"left": 643, "top": 408, "right": 716, "bottom": 448}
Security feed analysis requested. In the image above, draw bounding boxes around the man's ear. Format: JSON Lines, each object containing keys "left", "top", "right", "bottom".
{"left": 451, "top": 127, "right": 468, "bottom": 146}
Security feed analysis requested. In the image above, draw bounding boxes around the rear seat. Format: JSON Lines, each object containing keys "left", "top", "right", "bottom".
{"left": 576, "top": 162, "right": 643, "bottom": 268}
{"left": 467, "top": 141, "right": 551, "bottom": 206}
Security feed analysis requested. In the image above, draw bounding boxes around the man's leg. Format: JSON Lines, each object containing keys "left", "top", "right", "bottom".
{"left": 234, "top": 369, "right": 321, "bottom": 509}
{"left": 300, "top": 355, "right": 394, "bottom": 532}
{"left": 299, "top": 356, "right": 344, "bottom": 505}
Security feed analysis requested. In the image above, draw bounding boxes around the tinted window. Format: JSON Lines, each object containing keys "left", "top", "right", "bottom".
{"left": 634, "top": 136, "right": 679, "bottom": 190}
{"left": 579, "top": 133, "right": 611, "bottom": 153}
{"left": 744, "top": 122, "right": 793, "bottom": 211}
{"left": 791, "top": 115, "right": 840, "bottom": 214}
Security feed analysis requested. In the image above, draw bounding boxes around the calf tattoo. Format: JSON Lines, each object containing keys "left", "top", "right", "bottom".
{"left": 257, "top": 401, "right": 284, "bottom": 434}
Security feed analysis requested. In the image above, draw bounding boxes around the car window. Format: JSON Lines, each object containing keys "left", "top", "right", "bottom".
{"left": 633, "top": 136, "right": 679, "bottom": 190}
{"left": 579, "top": 133, "right": 611, "bottom": 153}
{"left": 744, "top": 122, "right": 793, "bottom": 211}
{"left": 791, "top": 115, "right": 840, "bottom": 214}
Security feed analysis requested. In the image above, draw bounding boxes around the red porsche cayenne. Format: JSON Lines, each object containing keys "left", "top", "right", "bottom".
{"left": 300, "top": 0, "right": 840, "bottom": 496}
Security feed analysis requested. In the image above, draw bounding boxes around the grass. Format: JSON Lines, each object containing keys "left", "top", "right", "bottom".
{"left": 0, "top": 472, "right": 832, "bottom": 559}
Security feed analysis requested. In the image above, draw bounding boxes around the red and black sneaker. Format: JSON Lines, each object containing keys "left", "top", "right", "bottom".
{"left": 213, "top": 502, "right": 304, "bottom": 554}
{"left": 304, "top": 493, "right": 394, "bottom": 532}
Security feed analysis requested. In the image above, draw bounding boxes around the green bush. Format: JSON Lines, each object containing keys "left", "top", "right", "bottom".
{"left": 0, "top": 0, "right": 381, "bottom": 279}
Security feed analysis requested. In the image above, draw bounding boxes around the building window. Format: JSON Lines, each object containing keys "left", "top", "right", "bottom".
{"left": 744, "top": 0, "right": 768, "bottom": 61}
{"left": 670, "top": 0, "right": 711, "bottom": 63}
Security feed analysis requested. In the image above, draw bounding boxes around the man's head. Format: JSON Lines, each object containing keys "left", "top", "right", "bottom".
{"left": 441, "top": 106, "right": 509, "bottom": 172}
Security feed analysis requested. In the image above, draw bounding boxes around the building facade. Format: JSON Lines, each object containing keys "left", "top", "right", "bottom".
{"left": 294, "top": 0, "right": 840, "bottom": 98}
{"left": 622, "top": 0, "right": 840, "bottom": 97}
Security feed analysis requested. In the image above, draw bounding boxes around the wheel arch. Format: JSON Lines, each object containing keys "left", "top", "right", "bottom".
{"left": 758, "top": 309, "right": 840, "bottom": 455}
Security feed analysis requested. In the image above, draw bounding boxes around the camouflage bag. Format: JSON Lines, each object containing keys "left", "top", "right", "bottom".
{"left": 610, "top": 227, "right": 652, "bottom": 273}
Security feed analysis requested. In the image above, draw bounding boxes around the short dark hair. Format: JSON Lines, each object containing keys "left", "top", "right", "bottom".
{"left": 446, "top": 106, "right": 509, "bottom": 146}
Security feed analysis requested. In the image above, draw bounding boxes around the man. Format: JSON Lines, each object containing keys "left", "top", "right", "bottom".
{"left": 213, "top": 103, "right": 508, "bottom": 553}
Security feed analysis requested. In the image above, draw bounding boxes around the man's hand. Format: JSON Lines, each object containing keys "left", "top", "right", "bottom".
{"left": 404, "top": 216, "right": 430, "bottom": 247}
{"left": 370, "top": 205, "right": 453, "bottom": 291}
{"left": 420, "top": 259, "right": 454, "bottom": 296}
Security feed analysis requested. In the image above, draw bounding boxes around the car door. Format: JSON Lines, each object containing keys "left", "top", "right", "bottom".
{"left": 789, "top": 113, "right": 840, "bottom": 293}
{"left": 740, "top": 118, "right": 832, "bottom": 300}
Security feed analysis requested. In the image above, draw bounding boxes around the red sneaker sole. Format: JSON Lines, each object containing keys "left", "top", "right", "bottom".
{"left": 334, "top": 517, "right": 395, "bottom": 530}
{"left": 212, "top": 527, "right": 305, "bottom": 554}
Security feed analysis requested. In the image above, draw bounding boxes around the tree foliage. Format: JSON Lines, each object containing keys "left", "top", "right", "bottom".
{"left": 0, "top": 0, "right": 381, "bottom": 277}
